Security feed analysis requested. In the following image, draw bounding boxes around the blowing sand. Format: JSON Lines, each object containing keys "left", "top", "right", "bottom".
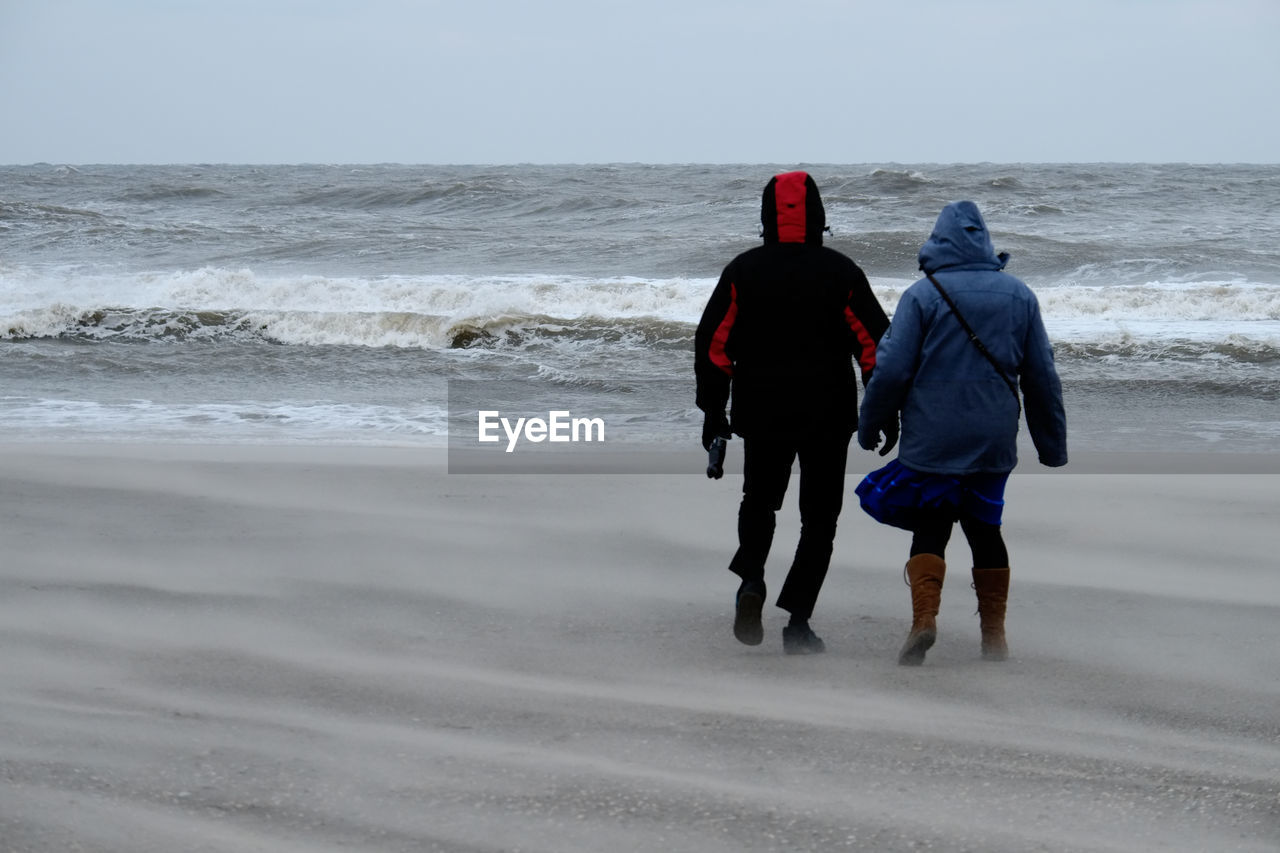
{"left": 1, "top": 442, "right": 1277, "bottom": 852}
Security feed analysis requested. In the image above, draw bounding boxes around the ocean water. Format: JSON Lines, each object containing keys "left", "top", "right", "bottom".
{"left": 2, "top": 163, "right": 1278, "bottom": 457}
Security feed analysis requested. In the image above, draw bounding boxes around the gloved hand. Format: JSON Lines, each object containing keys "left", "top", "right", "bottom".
{"left": 876, "top": 419, "right": 899, "bottom": 456}
{"left": 702, "top": 410, "right": 731, "bottom": 451}
{"left": 859, "top": 418, "right": 899, "bottom": 456}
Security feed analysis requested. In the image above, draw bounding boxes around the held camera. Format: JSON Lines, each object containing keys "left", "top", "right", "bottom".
{"left": 706, "top": 435, "right": 727, "bottom": 479}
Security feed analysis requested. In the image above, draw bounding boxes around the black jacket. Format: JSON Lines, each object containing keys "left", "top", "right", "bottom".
{"left": 695, "top": 172, "right": 889, "bottom": 439}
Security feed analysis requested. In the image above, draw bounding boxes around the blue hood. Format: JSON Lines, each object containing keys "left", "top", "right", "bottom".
{"left": 917, "top": 200, "right": 1010, "bottom": 274}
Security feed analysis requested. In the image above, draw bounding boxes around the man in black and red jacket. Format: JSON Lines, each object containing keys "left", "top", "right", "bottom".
{"left": 695, "top": 171, "right": 891, "bottom": 654}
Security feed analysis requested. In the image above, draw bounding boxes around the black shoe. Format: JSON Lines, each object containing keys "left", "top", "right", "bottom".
{"left": 783, "top": 623, "right": 826, "bottom": 655}
{"left": 733, "top": 581, "right": 766, "bottom": 646}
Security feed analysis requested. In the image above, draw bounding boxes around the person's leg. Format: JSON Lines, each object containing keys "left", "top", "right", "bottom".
{"left": 910, "top": 510, "right": 954, "bottom": 560}
{"left": 899, "top": 508, "right": 952, "bottom": 665}
{"left": 728, "top": 437, "right": 795, "bottom": 583}
{"left": 775, "top": 431, "right": 849, "bottom": 621}
{"left": 774, "top": 431, "right": 849, "bottom": 654}
{"left": 960, "top": 516, "right": 1008, "bottom": 570}
{"left": 960, "top": 516, "right": 1011, "bottom": 660}
{"left": 728, "top": 437, "right": 795, "bottom": 645}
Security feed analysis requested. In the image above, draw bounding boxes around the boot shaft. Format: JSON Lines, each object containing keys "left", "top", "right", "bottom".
{"left": 899, "top": 554, "right": 946, "bottom": 665}
{"left": 971, "top": 567, "right": 1009, "bottom": 621}
{"left": 905, "top": 553, "right": 946, "bottom": 629}
{"left": 972, "top": 567, "right": 1010, "bottom": 661}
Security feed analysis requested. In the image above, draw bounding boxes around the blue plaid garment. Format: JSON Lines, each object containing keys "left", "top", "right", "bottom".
{"left": 855, "top": 459, "right": 1009, "bottom": 531}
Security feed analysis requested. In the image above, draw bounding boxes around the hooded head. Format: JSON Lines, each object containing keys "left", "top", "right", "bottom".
{"left": 761, "top": 171, "right": 825, "bottom": 245}
{"left": 917, "top": 200, "right": 1010, "bottom": 274}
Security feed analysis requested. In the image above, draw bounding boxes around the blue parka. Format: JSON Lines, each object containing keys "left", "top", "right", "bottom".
{"left": 858, "top": 201, "right": 1068, "bottom": 474}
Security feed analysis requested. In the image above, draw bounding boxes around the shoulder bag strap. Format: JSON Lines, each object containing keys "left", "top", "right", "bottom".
{"left": 926, "top": 273, "right": 1022, "bottom": 415}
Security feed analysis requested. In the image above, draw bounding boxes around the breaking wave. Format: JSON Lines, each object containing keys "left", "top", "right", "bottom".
{"left": 2, "top": 267, "right": 1279, "bottom": 369}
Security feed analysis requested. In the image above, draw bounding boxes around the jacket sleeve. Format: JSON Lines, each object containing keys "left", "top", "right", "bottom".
{"left": 844, "top": 265, "right": 890, "bottom": 386}
{"left": 694, "top": 267, "right": 738, "bottom": 414}
{"left": 857, "top": 289, "right": 922, "bottom": 448}
{"left": 1019, "top": 295, "right": 1068, "bottom": 467}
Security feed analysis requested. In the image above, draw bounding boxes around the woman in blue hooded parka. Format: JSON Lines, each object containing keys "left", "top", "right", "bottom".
{"left": 857, "top": 201, "right": 1068, "bottom": 665}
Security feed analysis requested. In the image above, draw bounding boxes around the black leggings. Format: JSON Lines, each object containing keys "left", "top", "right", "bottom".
{"left": 910, "top": 509, "right": 1008, "bottom": 569}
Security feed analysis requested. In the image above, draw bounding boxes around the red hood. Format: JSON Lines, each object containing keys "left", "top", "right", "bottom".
{"left": 761, "top": 171, "right": 826, "bottom": 245}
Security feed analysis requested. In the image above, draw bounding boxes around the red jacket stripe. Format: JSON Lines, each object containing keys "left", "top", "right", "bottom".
{"left": 709, "top": 283, "right": 738, "bottom": 375}
{"left": 845, "top": 299, "right": 878, "bottom": 375}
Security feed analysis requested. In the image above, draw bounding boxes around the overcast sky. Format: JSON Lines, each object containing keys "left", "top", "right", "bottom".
{"left": 2, "top": 0, "right": 1276, "bottom": 164}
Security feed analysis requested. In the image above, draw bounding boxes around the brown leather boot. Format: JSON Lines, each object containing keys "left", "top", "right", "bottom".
{"left": 972, "top": 567, "right": 1010, "bottom": 661}
{"left": 898, "top": 554, "right": 946, "bottom": 666}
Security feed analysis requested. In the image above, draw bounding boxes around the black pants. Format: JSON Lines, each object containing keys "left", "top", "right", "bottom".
{"left": 909, "top": 510, "right": 1008, "bottom": 569}
{"left": 728, "top": 430, "right": 850, "bottom": 620}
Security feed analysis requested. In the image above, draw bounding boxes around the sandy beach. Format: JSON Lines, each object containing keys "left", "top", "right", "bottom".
{"left": 1, "top": 442, "right": 1278, "bottom": 852}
